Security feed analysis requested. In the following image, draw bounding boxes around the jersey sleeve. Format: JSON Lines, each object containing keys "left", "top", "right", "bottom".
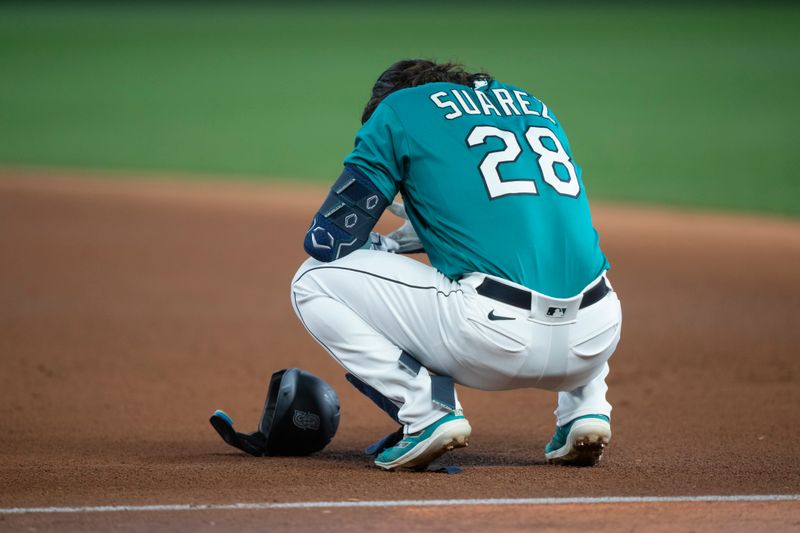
{"left": 343, "top": 102, "right": 409, "bottom": 203}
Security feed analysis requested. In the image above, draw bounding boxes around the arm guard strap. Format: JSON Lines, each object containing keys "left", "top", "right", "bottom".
{"left": 304, "top": 165, "right": 390, "bottom": 262}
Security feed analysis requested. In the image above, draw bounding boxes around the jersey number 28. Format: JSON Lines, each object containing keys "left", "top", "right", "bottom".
{"left": 466, "top": 125, "right": 580, "bottom": 199}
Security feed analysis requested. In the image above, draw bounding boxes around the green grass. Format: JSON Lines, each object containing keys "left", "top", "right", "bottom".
{"left": 1, "top": 3, "right": 798, "bottom": 215}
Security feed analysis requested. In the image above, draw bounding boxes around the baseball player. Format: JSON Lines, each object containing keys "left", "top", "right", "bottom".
{"left": 291, "top": 59, "right": 622, "bottom": 471}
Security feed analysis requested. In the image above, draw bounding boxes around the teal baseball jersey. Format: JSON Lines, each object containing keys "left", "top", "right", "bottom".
{"left": 345, "top": 79, "right": 609, "bottom": 298}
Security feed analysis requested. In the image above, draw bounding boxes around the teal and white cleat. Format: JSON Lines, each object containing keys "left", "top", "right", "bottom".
{"left": 545, "top": 414, "right": 611, "bottom": 466}
{"left": 375, "top": 412, "right": 471, "bottom": 471}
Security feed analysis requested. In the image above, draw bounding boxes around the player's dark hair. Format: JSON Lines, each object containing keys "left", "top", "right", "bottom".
{"left": 361, "top": 59, "right": 491, "bottom": 124}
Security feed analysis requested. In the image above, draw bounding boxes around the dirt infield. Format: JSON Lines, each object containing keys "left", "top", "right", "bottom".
{"left": 1, "top": 169, "right": 798, "bottom": 531}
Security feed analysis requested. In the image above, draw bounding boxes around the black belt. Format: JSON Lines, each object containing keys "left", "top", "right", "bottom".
{"left": 476, "top": 276, "right": 610, "bottom": 311}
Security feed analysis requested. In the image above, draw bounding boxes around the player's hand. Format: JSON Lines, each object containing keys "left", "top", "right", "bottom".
{"left": 385, "top": 202, "right": 424, "bottom": 253}
{"left": 368, "top": 232, "right": 401, "bottom": 253}
{"left": 368, "top": 203, "right": 424, "bottom": 254}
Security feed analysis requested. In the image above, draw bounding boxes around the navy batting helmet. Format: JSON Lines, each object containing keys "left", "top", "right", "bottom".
{"left": 210, "top": 368, "right": 340, "bottom": 456}
{"left": 259, "top": 368, "right": 340, "bottom": 455}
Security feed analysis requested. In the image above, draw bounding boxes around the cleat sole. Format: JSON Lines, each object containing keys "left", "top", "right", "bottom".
{"left": 545, "top": 419, "right": 611, "bottom": 467}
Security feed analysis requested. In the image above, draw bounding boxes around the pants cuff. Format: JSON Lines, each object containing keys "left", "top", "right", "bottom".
{"left": 556, "top": 407, "right": 612, "bottom": 428}
{"left": 403, "top": 408, "right": 453, "bottom": 434}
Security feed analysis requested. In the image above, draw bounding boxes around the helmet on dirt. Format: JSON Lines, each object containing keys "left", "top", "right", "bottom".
{"left": 258, "top": 368, "right": 341, "bottom": 456}
{"left": 209, "top": 368, "right": 340, "bottom": 457}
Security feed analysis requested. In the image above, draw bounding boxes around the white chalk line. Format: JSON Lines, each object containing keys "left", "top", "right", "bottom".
{"left": 1, "top": 495, "right": 798, "bottom": 515}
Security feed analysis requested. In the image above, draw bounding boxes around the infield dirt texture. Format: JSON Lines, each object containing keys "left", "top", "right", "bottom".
{"left": 0, "top": 171, "right": 798, "bottom": 531}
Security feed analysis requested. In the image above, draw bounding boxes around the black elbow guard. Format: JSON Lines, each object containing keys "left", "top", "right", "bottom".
{"left": 304, "top": 165, "right": 390, "bottom": 262}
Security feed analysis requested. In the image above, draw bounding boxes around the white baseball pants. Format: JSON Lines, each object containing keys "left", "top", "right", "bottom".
{"left": 290, "top": 250, "right": 621, "bottom": 433}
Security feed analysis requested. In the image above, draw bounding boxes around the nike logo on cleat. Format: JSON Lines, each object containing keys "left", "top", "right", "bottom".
{"left": 488, "top": 310, "right": 515, "bottom": 321}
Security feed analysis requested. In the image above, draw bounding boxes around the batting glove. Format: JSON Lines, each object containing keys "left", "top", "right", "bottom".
{"left": 369, "top": 202, "right": 424, "bottom": 254}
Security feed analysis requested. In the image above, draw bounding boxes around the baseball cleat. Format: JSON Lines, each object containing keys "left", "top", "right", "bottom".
{"left": 545, "top": 414, "right": 611, "bottom": 466}
{"left": 374, "top": 412, "right": 471, "bottom": 471}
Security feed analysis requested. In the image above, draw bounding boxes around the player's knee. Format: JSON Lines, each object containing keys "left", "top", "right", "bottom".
{"left": 291, "top": 256, "right": 318, "bottom": 285}
{"left": 290, "top": 257, "right": 325, "bottom": 303}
